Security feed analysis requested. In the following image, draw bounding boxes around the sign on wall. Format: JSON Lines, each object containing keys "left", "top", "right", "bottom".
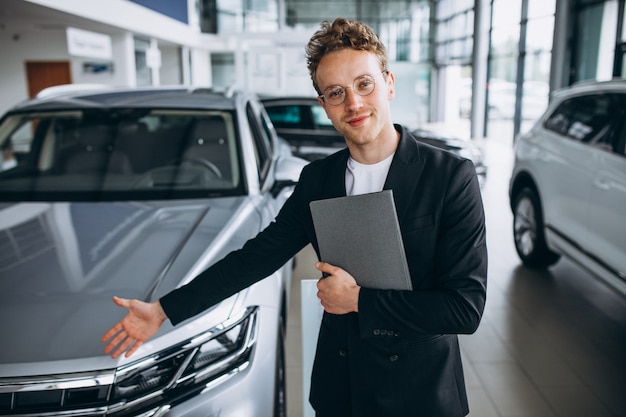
{"left": 66, "top": 27, "right": 112, "bottom": 60}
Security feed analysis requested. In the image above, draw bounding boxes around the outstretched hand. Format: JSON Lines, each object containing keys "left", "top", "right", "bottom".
{"left": 101, "top": 296, "right": 168, "bottom": 359}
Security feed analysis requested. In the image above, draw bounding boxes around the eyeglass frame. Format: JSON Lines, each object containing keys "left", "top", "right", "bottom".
{"left": 319, "top": 70, "right": 389, "bottom": 106}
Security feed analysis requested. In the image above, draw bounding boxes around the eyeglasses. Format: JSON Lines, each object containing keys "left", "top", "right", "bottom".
{"left": 320, "top": 71, "right": 387, "bottom": 106}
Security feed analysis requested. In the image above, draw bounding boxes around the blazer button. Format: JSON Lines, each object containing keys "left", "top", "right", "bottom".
{"left": 389, "top": 354, "right": 399, "bottom": 362}
{"left": 373, "top": 329, "right": 380, "bottom": 336}
{"left": 338, "top": 349, "right": 348, "bottom": 357}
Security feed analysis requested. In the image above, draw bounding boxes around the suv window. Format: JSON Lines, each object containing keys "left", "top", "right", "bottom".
{"left": 264, "top": 105, "right": 306, "bottom": 129}
{"left": 543, "top": 93, "right": 621, "bottom": 152}
{"left": 310, "top": 103, "right": 335, "bottom": 129}
{"left": 246, "top": 102, "right": 272, "bottom": 183}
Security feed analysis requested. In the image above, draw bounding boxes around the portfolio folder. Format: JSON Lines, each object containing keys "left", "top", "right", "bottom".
{"left": 310, "top": 190, "right": 412, "bottom": 290}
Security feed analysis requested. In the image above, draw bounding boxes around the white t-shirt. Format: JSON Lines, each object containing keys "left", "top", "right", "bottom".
{"left": 345, "top": 152, "right": 395, "bottom": 196}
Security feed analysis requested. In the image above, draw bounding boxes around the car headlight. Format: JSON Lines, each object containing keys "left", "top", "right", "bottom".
{"left": 108, "top": 307, "right": 258, "bottom": 415}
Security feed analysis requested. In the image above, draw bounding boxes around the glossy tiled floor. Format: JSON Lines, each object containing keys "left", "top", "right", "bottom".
{"left": 285, "top": 136, "right": 626, "bottom": 417}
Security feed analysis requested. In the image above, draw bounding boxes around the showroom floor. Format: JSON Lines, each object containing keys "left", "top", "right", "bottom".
{"left": 285, "top": 134, "right": 626, "bottom": 417}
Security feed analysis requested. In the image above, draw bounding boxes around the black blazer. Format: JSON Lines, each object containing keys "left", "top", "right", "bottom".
{"left": 161, "top": 125, "right": 488, "bottom": 417}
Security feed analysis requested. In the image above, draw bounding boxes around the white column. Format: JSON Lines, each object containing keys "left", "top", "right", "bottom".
{"left": 471, "top": 0, "right": 490, "bottom": 139}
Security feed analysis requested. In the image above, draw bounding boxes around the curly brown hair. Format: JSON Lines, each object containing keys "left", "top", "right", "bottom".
{"left": 305, "top": 18, "right": 389, "bottom": 95}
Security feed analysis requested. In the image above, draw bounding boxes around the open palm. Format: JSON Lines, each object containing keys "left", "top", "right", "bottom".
{"left": 101, "top": 296, "right": 167, "bottom": 359}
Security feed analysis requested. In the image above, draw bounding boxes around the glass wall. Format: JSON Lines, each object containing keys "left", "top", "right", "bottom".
{"left": 284, "top": 0, "right": 431, "bottom": 63}
{"left": 621, "top": 4, "right": 626, "bottom": 78}
{"left": 572, "top": 0, "right": 619, "bottom": 82}
{"left": 488, "top": 0, "right": 520, "bottom": 121}
{"left": 432, "top": 0, "right": 474, "bottom": 131}
{"left": 487, "top": 0, "right": 555, "bottom": 140}
{"left": 134, "top": 38, "right": 152, "bottom": 87}
{"left": 434, "top": 0, "right": 475, "bottom": 65}
{"left": 199, "top": 0, "right": 279, "bottom": 33}
{"left": 521, "top": 0, "right": 553, "bottom": 123}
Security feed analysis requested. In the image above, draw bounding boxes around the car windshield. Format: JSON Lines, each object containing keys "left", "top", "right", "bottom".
{"left": 0, "top": 108, "right": 243, "bottom": 201}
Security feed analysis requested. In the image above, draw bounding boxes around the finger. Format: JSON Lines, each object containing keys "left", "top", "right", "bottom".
{"left": 103, "top": 330, "right": 127, "bottom": 355}
{"left": 104, "top": 340, "right": 119, "bottom": 355}
{"left": 315, "top": 261, "right": 338, "bottom": 275}
{"left": 112, "top": 336, "right": 135, "bottom": 359}
{"left": 112, "top": 296, "right": 130, "bottom": 308}
{"left": 101, "top": 323, "right": 123, "bottom": 342}
{"left": 125, "top": 340, "right": 143, "bottom": 358}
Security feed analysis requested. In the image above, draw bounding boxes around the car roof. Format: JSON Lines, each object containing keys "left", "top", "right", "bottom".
{"left": 7, "top": 85, "right": 244, "bottom": 113}
{"left": 552, "top": 79, "right": 626, "bottom": 101}
{"left": 259, "top": 95, "right": 319, "bottom": 104}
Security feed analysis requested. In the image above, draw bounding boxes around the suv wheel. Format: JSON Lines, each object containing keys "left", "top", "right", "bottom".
{"left": 512, "top": 187, "right": 560, "bottom": 268}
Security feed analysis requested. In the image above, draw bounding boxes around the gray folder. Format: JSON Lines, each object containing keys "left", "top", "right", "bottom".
{"left": 309, "top": 190, "right": 412, "bottom": 290}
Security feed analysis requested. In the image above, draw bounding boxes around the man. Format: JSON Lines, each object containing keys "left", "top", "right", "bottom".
{"left": 102, "top": 18, "right": 487, "bottom": 417}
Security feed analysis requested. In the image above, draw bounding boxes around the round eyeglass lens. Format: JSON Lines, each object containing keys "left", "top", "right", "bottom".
{"left": 323, "top": 74, "right": 376, "bottom": 105}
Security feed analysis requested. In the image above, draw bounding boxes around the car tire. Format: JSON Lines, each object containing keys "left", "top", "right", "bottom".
{"left": 273, "top": 316, "right": 287, "bottom": 417}
{"left": 512, "top": 187, "right": 560, "bottom": 268}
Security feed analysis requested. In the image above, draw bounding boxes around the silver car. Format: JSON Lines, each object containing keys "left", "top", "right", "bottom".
{"left": 509, "top": 79, "right": 626, "bottom": 294}
{"left": 0, "top": 85, "right": 307, "bottom": 417}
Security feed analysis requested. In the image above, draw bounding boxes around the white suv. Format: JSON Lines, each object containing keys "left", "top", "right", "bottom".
{"left": 509, "top": 80, "right": 626, "bottom": 294}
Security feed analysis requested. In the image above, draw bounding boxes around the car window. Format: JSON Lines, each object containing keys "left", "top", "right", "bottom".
{"left": 265, "top": 104, "right": 304, "bottom": 129}
{"left": 615, "top": 112, "right": 626, "bottom": 157}
{"left": 246, "top": 102, "right": 272, "bottom": 183}
{"left": 543, "top": 93, "right": 615, "bottom": 146}
{"left": 0, "top": 109, "right": 244, "bottom": 201}
{"left": 310, "top": 104, "right": 335, "bottom": 130}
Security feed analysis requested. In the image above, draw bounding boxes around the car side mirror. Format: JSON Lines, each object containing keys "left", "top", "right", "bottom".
{"left": 271, "top": 155, "right": 307, "bottom": 197}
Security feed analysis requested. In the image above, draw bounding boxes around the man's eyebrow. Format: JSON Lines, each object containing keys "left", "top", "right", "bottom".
{"left": 324, "top": 73, "right": 375, "bottom": 87}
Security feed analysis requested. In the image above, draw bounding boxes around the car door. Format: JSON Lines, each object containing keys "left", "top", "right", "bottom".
{"left": 538, "top": 95, "right": 598, "bottom": 247}
{"left": 586, "top": 94, "right": 626, "bottom": 281}
{"left": 246, "top": 99, "right": 283, "bottom": 225}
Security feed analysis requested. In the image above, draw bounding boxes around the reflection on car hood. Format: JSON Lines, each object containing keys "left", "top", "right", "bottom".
{"left": 0, "top": 197, "right": 251, "bottom": 366}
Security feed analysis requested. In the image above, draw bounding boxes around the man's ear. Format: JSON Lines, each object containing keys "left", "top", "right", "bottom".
{"left": 386, "top": 71, "right": 396, "bottom": 100}
{"left": 317, "top": 95, "right": 327, "bottom": 110}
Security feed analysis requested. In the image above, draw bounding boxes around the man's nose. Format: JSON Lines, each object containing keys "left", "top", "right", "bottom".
{"left": 343, "top": 88, "right": 363, "bottom": 109}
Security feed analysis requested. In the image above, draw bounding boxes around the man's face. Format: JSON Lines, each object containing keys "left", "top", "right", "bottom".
{"left": 315, "top": 49, "right": 395, "bottom": 149}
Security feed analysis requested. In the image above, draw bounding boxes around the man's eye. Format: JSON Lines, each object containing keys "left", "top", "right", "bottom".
{"left": 328, "top": 88, "right": 344, "bottom": 98}
{"left": 356, "top": 79, "right": 373, "bottom": 90}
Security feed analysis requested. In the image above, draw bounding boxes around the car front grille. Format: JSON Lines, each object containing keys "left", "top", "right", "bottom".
{"left": 0, "top": 372, "right": 112, "bottom": 416}
{"left": 0, "top": 307, "right": 258, "bottom": 417}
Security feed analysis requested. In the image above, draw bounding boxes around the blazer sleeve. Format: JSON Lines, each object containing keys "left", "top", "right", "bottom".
{"left": 159, "top": 169, "right": 315, "bottom": 325}
{"left": 357, "top": 158, "right": 488, "bottom": 339}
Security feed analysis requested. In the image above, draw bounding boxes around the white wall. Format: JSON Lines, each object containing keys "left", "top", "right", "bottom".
{"left": 191, "top": 48, "right": 211, "bottom": 87}
{"left": 0, "top": 27, "right": 146, "bottom": 116}
{"left": 0, "top": 29, "right": 69, "bottom": 116}
{"left": 160, "top": 45, "right": 182, "bottom": 86}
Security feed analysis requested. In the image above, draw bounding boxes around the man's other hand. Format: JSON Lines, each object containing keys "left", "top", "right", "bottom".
{"left": 315, "top": 261, "right": 360, "bottom": 314}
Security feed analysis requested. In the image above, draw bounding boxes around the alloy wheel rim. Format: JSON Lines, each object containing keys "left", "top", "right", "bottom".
{"left": 514, "top": 196, "right": 537, "bottom": 256}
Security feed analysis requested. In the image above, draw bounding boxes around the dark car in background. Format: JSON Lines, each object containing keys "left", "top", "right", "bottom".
{"left": 0, "top": 85, "right": 307, "bottom": 417}
{"left": 261, "top": 96, "right": 345, "bottom": 161}
{"left": 261, "top": 96, "right": 487, "bottom": 185}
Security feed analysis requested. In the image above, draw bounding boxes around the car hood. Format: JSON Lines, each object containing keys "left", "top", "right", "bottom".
{"left": 0, "top": 197, "right": 253, "bottom": 370}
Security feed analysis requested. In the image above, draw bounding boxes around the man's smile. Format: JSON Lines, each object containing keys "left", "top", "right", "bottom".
{"left": 347, "top": 114, "right": 370, "bottom": 127}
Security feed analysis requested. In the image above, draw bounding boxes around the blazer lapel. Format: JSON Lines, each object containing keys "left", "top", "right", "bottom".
{"left": 384, "top": 126, "right": 424, "bottom": 221}
{"left": 323, "top": 148, "right": 350, "bottom": 198}
{"left": 319, "top": 128, "right": 423, "bottom": 219}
